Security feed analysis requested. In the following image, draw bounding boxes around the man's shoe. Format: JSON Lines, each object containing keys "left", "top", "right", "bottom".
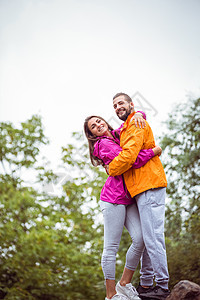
{"left": 136, "top": 283, "right": 154, "bottom": 295}
{"left": 105, "top": 293, "right": 129, "bottom": 300}
{"left": 139, "top": 285, "right": 170, "bottom": 299}
{"left": 116, "top": 282, "right": 141, "bottom": 300}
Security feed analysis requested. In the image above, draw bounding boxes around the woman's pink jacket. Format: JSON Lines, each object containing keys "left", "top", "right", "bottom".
{"left": 93, "top": 130, "right": 154, "bottom": 205}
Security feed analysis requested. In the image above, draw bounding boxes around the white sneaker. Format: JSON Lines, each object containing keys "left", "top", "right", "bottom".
{"left": 105, "top": 293, "right": 129, "bottom": 299}
{"left": 116, "top": 282, "right": 141, "bottom": 300}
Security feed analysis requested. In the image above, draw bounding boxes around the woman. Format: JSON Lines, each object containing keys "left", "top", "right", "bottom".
{"left": 84, "top": 113, "right": 161, "bottom": 300}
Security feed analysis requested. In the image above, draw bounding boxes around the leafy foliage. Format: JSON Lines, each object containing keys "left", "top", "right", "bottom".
{"left": 161, "top": 97, "right": 200, "bottom": 287}
{"left": 0, "top": 117, "right": 105, "bottom": 299}
{"left": 0, "top": 115, "right": 48, "bottom": 174}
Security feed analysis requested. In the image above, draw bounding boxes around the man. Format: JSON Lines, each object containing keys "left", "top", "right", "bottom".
{"left": 107, "top": 93, "right": 170, "bottom": 300}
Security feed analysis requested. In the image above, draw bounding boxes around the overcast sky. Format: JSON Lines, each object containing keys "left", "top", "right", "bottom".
{"left": 0, "top": 0, "right": 200, "bottom": 169}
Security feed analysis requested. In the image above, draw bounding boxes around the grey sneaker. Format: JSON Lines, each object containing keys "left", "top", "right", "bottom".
{"left": 136, "top": 283, "right": 154, "bottom": 295}
{"left": 116, "top": 282, "right": 141, "bottom": 300}
{"left": 105, "top": 293, "right": 129, "bottom": 300}
{"left": 139, "top": 286, "right": 170, "bottom": 299}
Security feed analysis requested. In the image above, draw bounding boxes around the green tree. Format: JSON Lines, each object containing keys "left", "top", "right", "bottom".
{"left": 0, "top": 117, "right": 106, "bottom": 299}
{"left": 161, "top": 97, "right": 200, "bottom": 287}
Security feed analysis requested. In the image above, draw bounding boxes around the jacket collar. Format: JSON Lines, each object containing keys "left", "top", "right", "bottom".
{"left": 120, "top": 111, "right": 136, "bottom": 133}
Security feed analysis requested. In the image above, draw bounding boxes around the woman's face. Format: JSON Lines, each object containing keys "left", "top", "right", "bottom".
{"left": 88, "top": 117, "right": 110, "bottom": 137}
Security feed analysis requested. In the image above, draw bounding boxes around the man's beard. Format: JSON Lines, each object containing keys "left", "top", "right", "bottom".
{"left": 117, "top": 106, "right": 132, "bottom": 121}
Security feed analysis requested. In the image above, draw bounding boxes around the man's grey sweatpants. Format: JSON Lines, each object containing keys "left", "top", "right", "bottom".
{"left": 100, "top": 200, "right": 145, "bottom": 280}
{"left": 135, "top": 187, "right": 169, "bottom": 289}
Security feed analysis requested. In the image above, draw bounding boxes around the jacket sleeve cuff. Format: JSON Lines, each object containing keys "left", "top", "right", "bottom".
{"left": 136, "top": 110, "right": 146, "bottom": 120}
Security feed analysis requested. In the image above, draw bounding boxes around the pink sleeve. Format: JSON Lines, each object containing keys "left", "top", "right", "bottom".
{"left": 132, "top": 149, "right": 154, "bottom": 169}
{"left": 136, "top": 110, "right": 146, "bottom": 120}
{"left": 93, "top": 139, "right": 122, "bottom": 165}
{"left": 95, "top": 140, "right": 154, "bottom": 168}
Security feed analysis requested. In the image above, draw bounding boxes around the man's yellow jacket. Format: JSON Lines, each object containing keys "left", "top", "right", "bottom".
{"left": 109, "top": 112, "right": 167, "bottom": 198}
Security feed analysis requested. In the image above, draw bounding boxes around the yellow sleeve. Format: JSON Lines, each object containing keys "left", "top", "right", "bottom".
{"left": 109, "top": 123, "right": 144, "bottom": 176}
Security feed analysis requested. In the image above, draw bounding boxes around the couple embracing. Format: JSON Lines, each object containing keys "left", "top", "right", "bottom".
{"left": 84, "top": 93, "right": 170, "bottom": 300}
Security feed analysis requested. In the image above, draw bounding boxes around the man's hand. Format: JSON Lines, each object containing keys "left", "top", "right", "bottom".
{"left": 104, "top": 165, "right": 109, "bottom": 175}
{"left": 130, "top": 113, "right": 146, "bottom": 128}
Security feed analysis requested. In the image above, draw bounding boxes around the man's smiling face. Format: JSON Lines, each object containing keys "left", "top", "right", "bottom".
{"left": 113, "top": 95, "right": 134, "bottom": 121}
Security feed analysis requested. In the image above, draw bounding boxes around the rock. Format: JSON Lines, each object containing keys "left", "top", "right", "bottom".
{"left": 166, "top": 280, "right": 200, "bottom": 300}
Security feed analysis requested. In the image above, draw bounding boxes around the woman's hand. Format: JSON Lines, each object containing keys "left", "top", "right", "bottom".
{"left": 130, "top": 113, "right": 146, "bottom": 128}
{"left": 152, "top": 145, "right": 162, "bottom": 156}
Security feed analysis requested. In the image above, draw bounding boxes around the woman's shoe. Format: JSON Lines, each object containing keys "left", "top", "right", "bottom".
{"left": 105, "top": 293, "right": 129, "bottom": 299}
{"left": 116, "top": 282, "right": 141, "bottom": 300}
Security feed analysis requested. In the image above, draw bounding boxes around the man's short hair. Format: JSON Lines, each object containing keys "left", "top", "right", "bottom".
{"left": 113, "top": 92, "right": 133, "bottom": 103}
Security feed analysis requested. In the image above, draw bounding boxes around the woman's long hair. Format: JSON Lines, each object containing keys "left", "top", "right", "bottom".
{"left": 84, "top": 115, "right": 117, "bottom": 166}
